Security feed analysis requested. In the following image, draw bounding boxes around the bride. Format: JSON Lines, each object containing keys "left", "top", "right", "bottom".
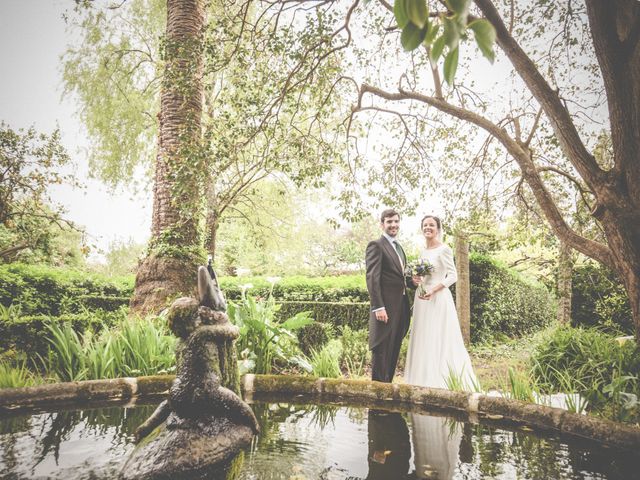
{"left": 404, "top": 215, "right": 478, "bottom": 390}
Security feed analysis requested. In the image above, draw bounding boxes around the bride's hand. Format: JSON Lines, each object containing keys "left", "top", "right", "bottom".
{"left": 419, "top": 289, "right": 433, "bottom": 300}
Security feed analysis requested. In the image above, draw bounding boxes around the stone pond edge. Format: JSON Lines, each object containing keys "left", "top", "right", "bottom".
{"left": 0, "top": 374, "right": 637, "bottom": 450}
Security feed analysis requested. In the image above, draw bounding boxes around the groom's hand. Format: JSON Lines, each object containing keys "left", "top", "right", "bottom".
{"left": 375, "top": 308, "right": 388, "bottom": 323}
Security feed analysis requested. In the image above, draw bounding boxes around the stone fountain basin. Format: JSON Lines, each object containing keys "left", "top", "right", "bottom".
{"left": 0, "top": 374, "right": 638, "bottom": 451}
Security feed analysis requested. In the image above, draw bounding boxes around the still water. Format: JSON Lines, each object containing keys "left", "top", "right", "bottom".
{"left": 0, "top": 401, "right": 637, "bottom": 479}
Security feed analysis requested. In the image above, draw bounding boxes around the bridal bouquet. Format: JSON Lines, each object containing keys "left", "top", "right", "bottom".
{"left": 405, "top": 258, "right": 434, "bottom": 296}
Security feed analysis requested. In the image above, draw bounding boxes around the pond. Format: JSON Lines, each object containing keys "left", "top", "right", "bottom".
{"left": 0, "top": 399, "right": 636, "bottom": 479}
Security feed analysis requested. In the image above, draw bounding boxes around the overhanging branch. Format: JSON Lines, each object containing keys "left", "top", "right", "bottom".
{"left": 357, "top": 82, "right": 615, "bottom": 268}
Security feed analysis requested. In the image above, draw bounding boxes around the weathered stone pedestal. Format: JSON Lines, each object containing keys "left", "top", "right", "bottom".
{"left": 120, "top": 265, "right": 258, "bottom": 479}
{"left": 121, "top": 418, "right": 252, "bottom": 479}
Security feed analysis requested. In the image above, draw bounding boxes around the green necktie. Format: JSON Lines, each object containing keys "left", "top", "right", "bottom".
{"left": 393, "top": 240, "right": 406, "bottom": 267}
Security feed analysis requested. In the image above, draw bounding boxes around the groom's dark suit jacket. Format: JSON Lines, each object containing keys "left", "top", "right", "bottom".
{"left": 365, "top": 236, "right": 411, "bottom": 350}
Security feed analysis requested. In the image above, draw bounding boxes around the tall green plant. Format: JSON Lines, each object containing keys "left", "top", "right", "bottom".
{"left": 44, "top": 322, "right": 88, "bottom": 381}
{"left": 42, "top": 316, "right": 176, "bottom": 381}
{"left": 0, "top": 360, "right": 41, "bottom": 389}
{"left": 310, "top": 339, "right": 343, "bottom": 378}
{"left": 339, "top": 326, "right": 369, "bottom": 378}
{"left": 227, "top": 285, "right": 312, "bottom": 374}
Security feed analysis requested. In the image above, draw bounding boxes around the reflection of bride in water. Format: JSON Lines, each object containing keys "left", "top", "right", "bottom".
{"left": 409, "top": 413, "right": 463, "bottom": 480}
{"left": 365, "top": 410, "right": 465, "bottom": 480}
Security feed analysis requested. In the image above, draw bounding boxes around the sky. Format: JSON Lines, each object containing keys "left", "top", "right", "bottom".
{"left": 0, "top": 0, "right": 433, "bottom": 261}
{"left": 1, "top": 1, "right": 585, "bottom": 262}
{"left": 0, "top": 0, "right": 151, "bottom": 259}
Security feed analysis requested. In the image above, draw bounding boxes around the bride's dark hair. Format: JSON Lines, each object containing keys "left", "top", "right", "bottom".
{"left": 420, "top": 215, "right": 442, "bottom": 231}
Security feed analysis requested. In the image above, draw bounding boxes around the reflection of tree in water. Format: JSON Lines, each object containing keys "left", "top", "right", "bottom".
{"left": 0, "top": 403, "right": 157, "bottom": 476}
{"left": 0, "top": 415, "right": 31, "bottom": 476}
{"left": 470, "top": 423, "right": 636, "bottom": 480}
{"left": 249, "top": 402, "right": 340, "bottom": 453}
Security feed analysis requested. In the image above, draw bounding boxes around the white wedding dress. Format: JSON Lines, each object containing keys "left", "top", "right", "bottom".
{"left": 404, "top": 244, "right": 477, "bottom": 390}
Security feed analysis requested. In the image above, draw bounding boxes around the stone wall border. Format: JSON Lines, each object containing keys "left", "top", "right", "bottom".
{"left": 0, "top": 374, "right": 637, "bottom": 451}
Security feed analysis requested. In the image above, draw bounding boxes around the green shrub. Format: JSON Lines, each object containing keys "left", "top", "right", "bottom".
{"left": 0, "top": 263, "right": 133, "bottom": 316}
{"left": 469, "top": 253, "right": 556, "bottom": 343}
{"left": 297, "top": 322, "right": 334, "bottom": 356}
{"left": 78, "top": 295, "right": 130, "bottom": 311}
{"left": 277, "top": 301, "right": 370, "bottom": 330}
{"left": 220, "top": 275, "right": 368, "bottom": 302}
{"left": 339, "top": 326, "right": 369, "bottom": 378}
{"left": 571, "top": 263, "right": 632, "bottom": 334}
{"left": 530, "top": 325, "right": 639, "bottom": 423}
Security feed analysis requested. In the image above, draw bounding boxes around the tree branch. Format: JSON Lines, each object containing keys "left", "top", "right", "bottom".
{"left": 358, "top": 82, "right": 615, "bottom": 268}
{"left": 474, "top": 0, "right": 605, "bottom": 190}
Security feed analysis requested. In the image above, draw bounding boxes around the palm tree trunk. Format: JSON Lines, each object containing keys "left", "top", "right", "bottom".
{"left": 131, "top": 0, "right": 207, "bottom": 314}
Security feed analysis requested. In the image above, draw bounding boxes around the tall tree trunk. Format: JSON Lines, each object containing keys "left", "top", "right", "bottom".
{"left": 204, "top": 183, "right": 220, "bottom": 261}
{"left": 557, "top": 241, "right": 573, "bottom": 325}
{"left": 472, "top": 0, "right": 640, "bottom": 344}
{"left": 131, "top": 0, "right": 207, "bottom": 314}
{"left": 455, "top": 234, "right": 471, "bottom": 346}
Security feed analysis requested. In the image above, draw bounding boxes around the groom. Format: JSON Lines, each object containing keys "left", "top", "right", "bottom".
{"left": 365, "top": 209, "right": 412, "bottom": 383}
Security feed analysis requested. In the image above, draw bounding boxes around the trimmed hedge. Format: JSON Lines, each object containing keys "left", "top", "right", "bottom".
{"left": 0, "top": 263, "right": 133, "bottom": 316}
{"left": 78, "top": 295, "right": 130, "bottom": 311}
{"left": 219, "top": 275, "right": 368, "bottom": 302}
{"left": 276, "top": 301, "right": 370, "bottom": 330}
{"left": 0, "top": 254, "right": 556, "bottom": 353}
{"left": 468, "top": 253, "right": 556, "bottom": 343}
{"left": 571, "top": 263, "right": 632, "bottom": 334}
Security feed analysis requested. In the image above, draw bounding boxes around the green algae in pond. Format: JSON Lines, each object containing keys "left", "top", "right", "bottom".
{"left": 0, "top": 401, "right": 638, "bottom": 479}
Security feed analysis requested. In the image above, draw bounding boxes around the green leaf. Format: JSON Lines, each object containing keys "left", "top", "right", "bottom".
{"left": 281, "top": 312, "right": 314, "bottom": 330}
{"left": 406, "top": 0, "right": 428, "bottom": 29}
{"left": 401, "top": 22, "right": 426, "bottom": 51}
{"left": 468, "top": 19, "right": 497, "bottom": 63}
{"left": 394, "top": 0, "right": 409, "bottom": 29}
{"left": 443, "top": 16, "right": 461, "bottom": 49}
{"left": 443, "top": 46, "right": 459, "bottom": 84}
{"left": 423, "top": 20, "right": 439, "bottom": 46}
{"left": 446, "top": 0, "right": 470, "bottom": 16}
{"left": 429, "top": 35, "right": 446, "bottom": 63}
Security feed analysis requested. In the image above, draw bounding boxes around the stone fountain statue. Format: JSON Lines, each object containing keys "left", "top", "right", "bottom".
{"left": 120, "top": 264, "right": 259, "bottom": 480}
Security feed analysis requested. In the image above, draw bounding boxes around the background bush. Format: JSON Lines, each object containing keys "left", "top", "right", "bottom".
{"left": 0, "top": 263, "right": 133, "bottom": 316}
{"left": 571, "top": 263, "right": 632, "bottom": 334}
{"left": 297, "top": 322, "right": 333, "bottom": 356}
{"left": 219, "top": 275, "right": 368, "bottom": 302}
{"left": 468, "top": 253, "right": 556, "bottom": 343}
{"left": 278, "top": 301, "right": 370, "bottom": 331}
{"left": 530, "top": 325, "right": 639, "bottom": 422}
{"left": 0, "top": 254, "right": 556, "bottom": 357}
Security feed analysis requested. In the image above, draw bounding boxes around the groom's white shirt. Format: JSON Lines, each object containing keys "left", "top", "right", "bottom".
{"left": 382, "top": 232, "right": 405, "bottom": 267}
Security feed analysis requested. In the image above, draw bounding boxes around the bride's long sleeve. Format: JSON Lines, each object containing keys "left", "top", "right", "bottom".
{"left": 441, "top": 246, "right": 457, "bottom": 288}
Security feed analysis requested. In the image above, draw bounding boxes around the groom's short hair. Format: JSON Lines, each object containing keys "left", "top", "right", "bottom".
{"left": 380, "top": 208, "right": 400, "bottom": 223}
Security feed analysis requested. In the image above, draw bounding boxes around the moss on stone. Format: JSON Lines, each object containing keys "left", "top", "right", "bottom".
{"left": 137, "top": 375, "right": 175, "bottom": 396}
{"left": 167, "top": 297, "right": 199, "bottom": 338}
{"left": 251, "top": 374, "right": 319, "bottom": 394}
{"left": 560, "top": 412, "right": 640, "bottom": 450}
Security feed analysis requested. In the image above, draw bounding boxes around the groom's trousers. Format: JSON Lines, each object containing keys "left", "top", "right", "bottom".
{"left": 371, "top": 302, "right": 409, "bottom": 383}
